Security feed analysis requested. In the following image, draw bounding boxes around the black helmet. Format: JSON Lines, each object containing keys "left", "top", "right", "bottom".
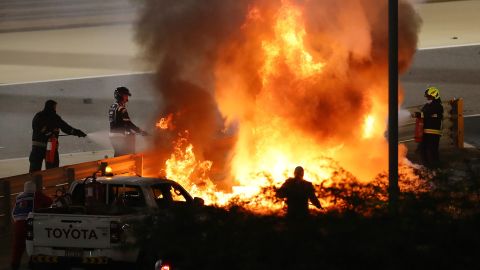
{"left": 114, "top": 86, "right": 131, "bottom": 101}
{"left": 43, "top": 99, "right": 57, "bottom": 113}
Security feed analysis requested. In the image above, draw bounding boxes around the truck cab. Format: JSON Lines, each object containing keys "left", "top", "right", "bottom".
{"left": 26, "top": 176, "right": 203, "bottom": 269}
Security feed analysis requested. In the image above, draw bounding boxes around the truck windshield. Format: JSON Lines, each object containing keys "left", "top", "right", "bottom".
{"left": 109, "top": 185, "right": 146, "bottom": 208}
{"left": 70, "top": 183, "right": 145, "bottom": 208}
{"left": 151, "top": 183, "right": 192, "bottom": 208}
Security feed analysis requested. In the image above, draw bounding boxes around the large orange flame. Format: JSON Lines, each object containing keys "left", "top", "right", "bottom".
{"left": 145, "top": 0, "right": 422, "bottom": 214}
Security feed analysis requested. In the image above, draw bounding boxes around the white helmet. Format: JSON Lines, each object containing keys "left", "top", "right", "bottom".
{"left": 24, "top": 181, "right": 36, "bottom": 193}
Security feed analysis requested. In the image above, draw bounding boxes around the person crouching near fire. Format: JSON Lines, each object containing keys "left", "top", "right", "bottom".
{"left": 412, "top": 86, "right": 444, "bottom": 169}
{"left": 277, "top": 166, "right": 323, "bottom": 220}
{"left": 11, "top": 181, "right": 52, "bottom": 270}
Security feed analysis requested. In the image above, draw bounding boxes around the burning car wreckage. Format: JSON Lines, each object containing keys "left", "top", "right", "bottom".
{"left": 134, "top": 0, "right": 427, "bottom": 215}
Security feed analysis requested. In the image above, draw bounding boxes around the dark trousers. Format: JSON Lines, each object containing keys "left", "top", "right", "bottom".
{"left": 29, "top": 145, "right": 59, "bottom": 172}
{"left": 420, "top": 133, "right": 441, "bottom": 169}
{"left": 11, "top": 220, "right": 26, "bottom": 270}
{"left": 110, "top": 135, "right": 135, "bottom": 157}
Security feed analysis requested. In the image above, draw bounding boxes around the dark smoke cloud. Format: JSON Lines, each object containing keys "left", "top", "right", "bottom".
{"left": 135, "top": 0, "right": 253, "bottom": 179}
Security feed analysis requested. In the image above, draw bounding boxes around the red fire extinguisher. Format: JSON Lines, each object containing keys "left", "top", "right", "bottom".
{"left": 45, "top": 135, "right": 58, "bottom": 163}
{"left": 414, "top": 117, "right": 424, "bottom": 143}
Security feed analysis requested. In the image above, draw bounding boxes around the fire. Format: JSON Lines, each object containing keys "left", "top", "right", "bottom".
{"left": 261, "top": 1, "right": 325, "bottom": 83}
{"left": 362, "top": 115, "right": 376, "bottom": 139}
{"left": 158, "top": 1, "right": 371, "bottom": 211}
{"left": 141, "top": 0, "right": 423, "bottom": 213}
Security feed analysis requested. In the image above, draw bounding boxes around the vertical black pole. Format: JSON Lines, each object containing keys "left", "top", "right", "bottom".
{"left": 388, "top": 0, "right": 399, "bottom": 214}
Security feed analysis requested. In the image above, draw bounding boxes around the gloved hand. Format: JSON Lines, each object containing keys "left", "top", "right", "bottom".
{"left": 73, "top": 129, "right": 87, "bottom": 137}
{"left": 140, "top": 130, "right": 149, "bottom": 136}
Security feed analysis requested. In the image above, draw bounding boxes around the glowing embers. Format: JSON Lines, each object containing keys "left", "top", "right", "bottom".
{"left": 156, "top": 114, "right": 174, "bottom": 130}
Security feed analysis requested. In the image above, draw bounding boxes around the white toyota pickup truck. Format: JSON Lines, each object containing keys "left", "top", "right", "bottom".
{"left": 26, "top": 175, "right": 204, "bottom": 269}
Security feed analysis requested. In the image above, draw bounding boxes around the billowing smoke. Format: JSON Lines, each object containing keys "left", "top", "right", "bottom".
{"left": 135, "top": 0, "right": 422, "bottom": 184}
{"left": 135, "top": 1, "right": 251, "bottom": 178}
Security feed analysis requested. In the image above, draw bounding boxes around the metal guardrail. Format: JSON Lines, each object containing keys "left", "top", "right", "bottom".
{"left": 0, "top": 153, "right": 148, "bottom": 227}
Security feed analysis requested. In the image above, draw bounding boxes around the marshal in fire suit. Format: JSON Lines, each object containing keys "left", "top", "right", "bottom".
{"left": 277, "top": 166, "right": 323, "bottom": 219}
{"left": 29, "top": 100, "right": 87, "bottom": 172}
{"left": 11, "top": 181, "right": 52, "bottom": 270}
{"left": 413, "top": 86, "right": 444, "bottom": 169}
{"left": 109, "top": 87, "right": 148, "bottom": 157}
